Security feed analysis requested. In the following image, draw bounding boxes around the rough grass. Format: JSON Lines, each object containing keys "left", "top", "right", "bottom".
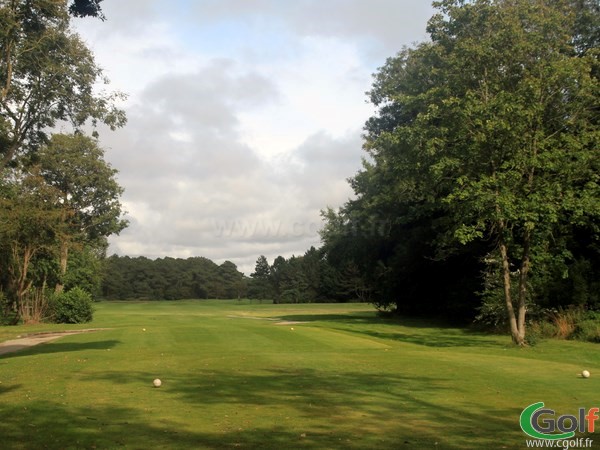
{"left": 0, "top": 300, "right": 598, "bottom": 449}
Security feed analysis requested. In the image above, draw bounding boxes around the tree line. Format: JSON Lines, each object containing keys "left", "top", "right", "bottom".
{"left": 248, "top": 248, "right": 366, "bottom": 304}
{"left": 101, "top": 0, "right": 599, "bottom": 346}
{"left": 313, "top": 0, "right": 599, "bottom": 344}
{"left": 100, "top": 256, "right": 246, "bottom": 301}
{"left": 1, "top": 0, "right": 125, "bottom": 323}
{"left": 245, "top": 1, "right": 599, "bottom": 325}
{"left": 243, "top": 0, "right": 600, "bottom": 346}
{"left": 1, "top": 0, "right": 598, "bottom": 346}
{"left": 99, "top": 249, "right": 365, "bottom": 304}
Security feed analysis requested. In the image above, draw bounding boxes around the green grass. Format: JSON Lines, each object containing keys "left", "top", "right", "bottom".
{"left": 1, "top": 300, "right": 598, "bottom": 449}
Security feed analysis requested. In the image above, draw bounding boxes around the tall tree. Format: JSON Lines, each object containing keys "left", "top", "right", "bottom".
{"left": 0, "top": 0, "right": 125, "bottom": 169}
{"left": 250, "top": 255, "right": 273, "bottom": 301}
{"left": 0, "top": 168, "right": 63, "bottom": 317}
{"left": 329, "top": 0, "right": 599, "bottom": 344}
{"left": 37, "top": 133, "right": 127, "bottom": 292}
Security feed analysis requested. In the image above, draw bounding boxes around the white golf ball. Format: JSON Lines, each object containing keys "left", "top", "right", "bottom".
{"left": 582, "top": 370, "right": 590, "bottom": 378}
{"left": 153, "top": 378, "right": 162, "bottom": 387}
{"left": 142, "top": 328, "right": 146, "bottom": 332}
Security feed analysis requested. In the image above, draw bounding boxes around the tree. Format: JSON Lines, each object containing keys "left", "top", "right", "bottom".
{"left": 218, "top": 261, "right": 246, "bottom": 299}
{"left": 0, "top": 0, "right": 125, "bottom": 170}
{"left": 0, "top": 168, "right": 63, "bottom": 319}
{"left": 68, "top": 0, "right": 105, "bottom": 20}
{"left": 36, "top": 133, "right": 127, "bottom": 292}
{"left": 250, "top": 255, "right": 272, "bottom": 301}
{"left": 98, "top": 255, "right": 248, "bottom": 301}
{"left": 62, "top": 244, "right": 104, "bottom": 296}
{"left": 278, "top": 256, "right": 309, "bottom": 304}
{"left": 269, "top": 256, "right": 287, "bottom": 304}
{"left": 354, "top": 0, "right": 599, "bottom": 344}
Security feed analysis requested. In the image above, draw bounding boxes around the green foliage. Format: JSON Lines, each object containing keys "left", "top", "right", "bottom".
{"left": 37, "top": 134, "right": 128, "bottom": 245}
{"left": 525, "top": 308, "right": 600, "bottom": 344}
{"left": 249, "top": 255, "right": 273, "bottom": 300}
{"left": 0, "top": 2, "right": 126, "bottom": 323}
{"left": 319, "top": 0, "right": 600, "bottom": 341}
{"left": 248, "top": 248, "right": 347, "bottom": 304}
{"left": 0, "top": 138, "right": 126, "bottom": 318}
{"left": 63, "top": 246, "right": 104, "bottom": 296}
{"left": 574, "top": 312, "right": 600, "bottom": 343}
{"left": 0, "top": 0, "right": 126, "bottom": 169}
{"left": 51, "top": 287, "right": 93, "bottom": 324}
{"left": 100, "top": 256, "right": 247, "bottom": 300}
{"left": 0, "top": 170, "right": 64, "bottom": 305}
{"left": 68, "top": 0, "right": 105, "bottom": 20}
{"left": 0, "top": 289, "right": 17, "bottom": 325}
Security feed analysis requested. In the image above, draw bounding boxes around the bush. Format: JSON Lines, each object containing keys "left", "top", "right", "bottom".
{"left": 51, "top": 287, "right": 94, "bottom": 324}
{"left": 573, "top": 311, "right": 600, "bottom": 343}
{"left": 528, "top": 320, "right": 557, "bottom": 339}
{"left": 0, "top": 290, "right": 17, "bottom": 325}
{"left": 531, "top": 307, "right": 600, "bottom": 343}
{"left": 547, "top": 306, "right": 583, "bottom": 339}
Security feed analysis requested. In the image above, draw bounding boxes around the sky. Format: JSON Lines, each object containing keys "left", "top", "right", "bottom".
{"left": 72, "top": 0, "right": 436, "bottom": 275}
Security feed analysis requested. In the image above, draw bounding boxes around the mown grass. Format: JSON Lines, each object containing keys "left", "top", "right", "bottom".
{"left": 0, "top": 300, "right": 598, "bottom": 449}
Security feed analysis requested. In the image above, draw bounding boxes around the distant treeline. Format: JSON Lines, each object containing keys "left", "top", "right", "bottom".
{"left": 100, "top": 248, "right": 364, "bottom": 304}
{"left": 100, "top": 256, "right": 246, "bottom": 300}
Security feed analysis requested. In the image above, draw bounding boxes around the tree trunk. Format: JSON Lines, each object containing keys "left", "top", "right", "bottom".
{"left": 499, "top": 239, "right": 524, "bottom": 345}
{"left": 11, "top": 243, "right": 35, "bottom": 321}
{"left": 55, "top": 239, "right": 69, "bottom": 294}
{"left": 516, "top": 229, "right": 532, "bottom": 345}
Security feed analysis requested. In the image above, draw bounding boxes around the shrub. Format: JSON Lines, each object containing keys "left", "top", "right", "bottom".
{"left": 573, "top": 311, "right": 600, "bottom": 343}
{"left": 51, "top": 287, "right": 94, "bottom": 324}
{"left": 536, "top": 307, "right": 600, "bottom": 343}
{"left": 0, "top": 291, "right": 17, "bottom": 325}
{"left": 546, "top": 307, "right": 583, "bottom": 339}
{"left": 529, "top": 320, "right": 557, "bottom": 339}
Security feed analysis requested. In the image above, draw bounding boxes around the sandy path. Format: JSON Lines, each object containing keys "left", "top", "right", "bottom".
{"left": 0, "top": 329, "right": 109, "bottom": 356}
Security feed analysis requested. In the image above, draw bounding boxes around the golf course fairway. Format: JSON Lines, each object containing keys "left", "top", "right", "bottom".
{"left": 0, "top": 300, "right": 598, "bottom": 449}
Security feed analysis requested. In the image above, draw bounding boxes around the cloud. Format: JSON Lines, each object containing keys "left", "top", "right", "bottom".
{"left": 100, "top": 59, "right": 362, "bottom": 274}
{"left": 71, "top": 1, "right": 437, "bottom": 275}
{"left": 190, "top": 0, "right": 435, "bottom": 58}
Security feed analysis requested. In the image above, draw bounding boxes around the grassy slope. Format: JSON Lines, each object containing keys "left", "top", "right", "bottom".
{"left": 0, "top": 300, "right": 598, "bottom": 449}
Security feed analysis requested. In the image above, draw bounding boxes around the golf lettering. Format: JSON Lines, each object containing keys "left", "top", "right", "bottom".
{"left": 520, "top": 402, "right": 599, "bottom": 440}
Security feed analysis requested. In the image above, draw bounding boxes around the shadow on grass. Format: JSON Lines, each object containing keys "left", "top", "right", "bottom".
{"left": 276, "top": 312, "right": 383, "bottom": 324}
{"left": 355, "top": 330, "right": 503, "bottom": 348}
{"left": 0, "top": 383, "right": 21, "bottom": 395}
{"left": 0, "top": 340, "right": 121, "bottom": 359}
{"left": 277, "top": 313, "right": 505, "bottom": 348}
{"left": 75, "top": 367, "right": 522, "bottom": 449}
{"left": 0, "top": 400, "right": 430, "bottom": 450}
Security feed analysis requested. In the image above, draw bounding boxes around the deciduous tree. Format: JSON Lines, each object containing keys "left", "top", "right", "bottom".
{"left": 326, "top": 0, "right": 599, "bottom": 344}
{"left": 37, "top": 133, "right": 127, "bottom": 292}
{"left": 0, "top": 0, "right": 125, "bottom": 169}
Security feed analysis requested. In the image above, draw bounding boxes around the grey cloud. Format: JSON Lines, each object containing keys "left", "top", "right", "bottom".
{"left": 279, "top": 131, "right": 363, "bottom": 211}
{"left": 140, "top": 60, "right": 279, "bottom": 135}
{"left": 83, "top": 1, "right": 426, "bottom": 275}
{"left": 191, "top": 0, "right": 435, "bottom": 57}
{"left": 77, "top": 0, "right": 163, "bottom": 36}
{"left": 107, "top": 128, "right": 364, "bottom": 275}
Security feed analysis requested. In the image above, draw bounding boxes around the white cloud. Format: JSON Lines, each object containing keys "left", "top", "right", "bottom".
{"left": 71, "top": 1, "right": 436, "bottom": 274}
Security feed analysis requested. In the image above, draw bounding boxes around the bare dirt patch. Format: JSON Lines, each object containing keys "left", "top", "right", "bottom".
{"left": 0, "top": 329, "right": 110, "bottom": 356}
